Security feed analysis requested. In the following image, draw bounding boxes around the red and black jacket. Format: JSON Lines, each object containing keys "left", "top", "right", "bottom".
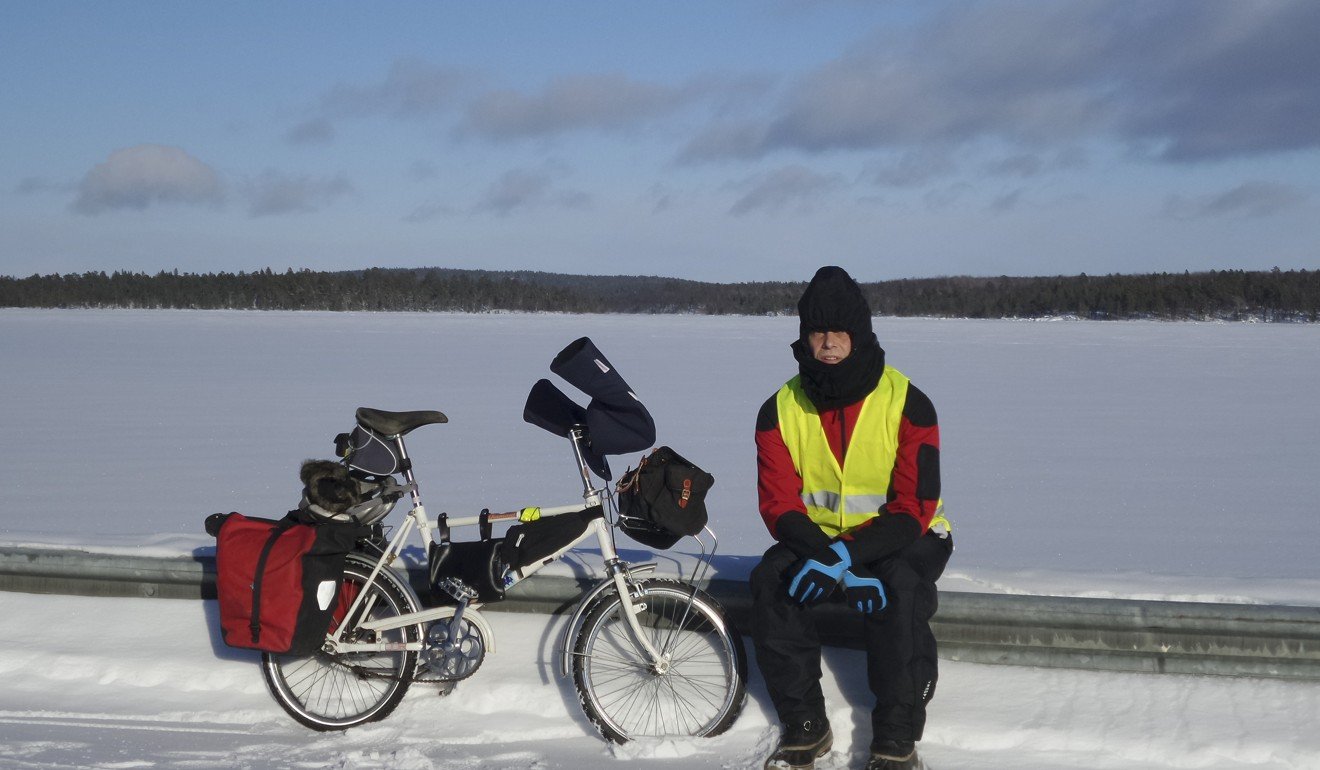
{"left": 755, "top": 377, "right": 941, "bottom": 564}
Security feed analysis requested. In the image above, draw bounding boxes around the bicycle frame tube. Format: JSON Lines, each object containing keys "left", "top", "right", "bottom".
{"left": 534, "top": 494, "right": 670, "bottom": 673}
{"left": 329, "top": 427, "right": 670, "bottom": 670}
{"left": 355, "top": 603, "right": 497, "bottom": 654}
{"left": 326, "top": 432, "right": 429, "bottom": 651}
{"left": 326, "top": 512, "right": 422, "bottom": 649}
{"left": 557, "top": 562, "right": 656, "bottom": 677}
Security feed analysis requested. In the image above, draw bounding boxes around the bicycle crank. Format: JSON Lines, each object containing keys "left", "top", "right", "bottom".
{"left": 420, "top": 617, "right": 486, "bottom": 682}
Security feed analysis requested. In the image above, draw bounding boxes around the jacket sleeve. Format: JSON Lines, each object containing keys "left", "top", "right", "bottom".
{"left": 842, "top": 382, "right": 941, "bottom": 564}
{"left": 757, "top": 394, "right": 832, "bottom": 558}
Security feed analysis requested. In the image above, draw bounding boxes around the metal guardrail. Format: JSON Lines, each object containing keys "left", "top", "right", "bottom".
{"left": 3, "top": 545, "right": 1318, "bottom": 680}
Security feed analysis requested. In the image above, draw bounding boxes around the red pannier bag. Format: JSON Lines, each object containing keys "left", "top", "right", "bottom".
{"left": 208, "top": 512, "right": 364, "bottom": 655}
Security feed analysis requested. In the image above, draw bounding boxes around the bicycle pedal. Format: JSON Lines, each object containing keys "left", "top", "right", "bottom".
{"left": 436, "top": 577, "right": 478, "bottom": 602}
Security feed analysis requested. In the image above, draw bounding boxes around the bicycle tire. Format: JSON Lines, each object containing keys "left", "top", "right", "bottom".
{"left": 571, "top": 578, "right": 747, "bottom": 743}
{"left": 261, "top": 554, "right": 422, "bottom": 730}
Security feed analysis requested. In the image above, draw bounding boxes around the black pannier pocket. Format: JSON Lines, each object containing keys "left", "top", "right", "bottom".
{"left": 207, "top": 512, "right": 365, "bottom": 655}
{"left": 615, "top": 447, "right": 714, "bottom": 550}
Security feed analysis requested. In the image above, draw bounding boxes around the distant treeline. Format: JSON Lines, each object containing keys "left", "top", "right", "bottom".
{"left": 2, "top": 266, "right": 1318, "bottom": 321}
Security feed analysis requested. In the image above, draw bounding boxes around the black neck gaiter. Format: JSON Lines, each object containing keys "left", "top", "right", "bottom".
{"left": 792, "top": 337, "right": 886, "bottom": 411}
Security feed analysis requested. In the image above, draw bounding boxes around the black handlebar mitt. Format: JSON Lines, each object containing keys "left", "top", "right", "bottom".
{"left": 549, "top": 337, "right": 656, "bottom": 456}
{"left": 523, "top": 378, "right": 588, "bottom": 438}
{"left": 523, "top": 378, "right": 611, "bottom": 480}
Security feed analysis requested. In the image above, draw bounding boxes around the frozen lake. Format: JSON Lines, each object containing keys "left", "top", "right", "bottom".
{"left": 3, "top": 309, "right": 1319, "bottom": 769}
{"left": 2, "top": 309, "right": 1318, "bottom": 603}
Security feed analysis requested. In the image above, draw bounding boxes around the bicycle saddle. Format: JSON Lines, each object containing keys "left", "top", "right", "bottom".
{"left": 355, "top": 407, "right": 448, "bottom": 436}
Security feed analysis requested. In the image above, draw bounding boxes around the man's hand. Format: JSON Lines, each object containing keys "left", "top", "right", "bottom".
{"left": 841, "top": 566, "right": 888, "bottom": 614}
{"left": 788, "top": 542, "right": 851, "bottom": 604}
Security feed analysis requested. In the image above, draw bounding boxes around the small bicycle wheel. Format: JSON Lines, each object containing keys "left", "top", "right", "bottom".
{"left": 262, "top": 555, "right": 422, "bottom": 730}
{"left": 572, "top": 578, "right": 747, "bottom": 743}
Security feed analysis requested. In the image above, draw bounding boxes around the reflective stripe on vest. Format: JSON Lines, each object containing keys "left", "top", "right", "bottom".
{"left": 776, "top": 368, "right": 910, "bottom": 538}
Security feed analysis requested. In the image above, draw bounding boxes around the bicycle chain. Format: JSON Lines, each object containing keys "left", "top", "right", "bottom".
{"left": 323, "top": 625, "right": 484, "bottom": 685}
{"left": 323, "top": 651, "right": 481, "bottom": 684}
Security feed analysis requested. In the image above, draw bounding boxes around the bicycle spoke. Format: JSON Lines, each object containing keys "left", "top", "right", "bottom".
{"left": 263, "top": 560, "right": 420, "bottom": 730}
{"left": 574, "top": 581, "right": 746, "bottom": 742}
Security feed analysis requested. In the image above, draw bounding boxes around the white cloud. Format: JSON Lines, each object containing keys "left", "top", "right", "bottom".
{"left": 407, "top": 160, "right": 439, "bottom": 181}
{"left": 71, "top": 145, "right": 223, "bottom": 215}
{"left": 285, "top": 117, "right": 335, "bottom": 145}
{"left": 1163, "top": 181, "right": 1308, "bottom": 220}
{"left": 242, "top": 171, "right": 353, "bottom": 217}
{"left": 867, "top": 149, "right": 958, "bottom": 188}
{"left": 319, "top": 58, "right": 469, "bottom": 119}
{"left": 461, "top": 74, "right": 689, "bottom": 141}
{"left": 475, "top": 167, "right": 591, "bottom": 216}
{"left": 683, "top": 2, "right": 1320, "bottom": 165}
{"left": 403, "top": 201, "right": 458, "bottom": 223}
{"left": 16, "top": 176, "right": 71, "bottom": 195}
{"left": 728, "top": 165, "right": 844, "bottom": 216}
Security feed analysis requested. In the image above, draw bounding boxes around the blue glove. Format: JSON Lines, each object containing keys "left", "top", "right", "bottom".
{"left": 841, "top": 567, "right": 888, "bottom": 614}
{"left": 788, "top": 542, "right": 851, "bottom": 604}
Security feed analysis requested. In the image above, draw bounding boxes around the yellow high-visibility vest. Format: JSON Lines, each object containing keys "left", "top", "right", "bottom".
{"left": 776, "top": 368, "right": 947, "bottom": 538}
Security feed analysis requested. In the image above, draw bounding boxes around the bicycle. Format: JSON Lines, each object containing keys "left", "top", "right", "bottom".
{"left": 259, "top": 338, "right": 748, "bottom": 743}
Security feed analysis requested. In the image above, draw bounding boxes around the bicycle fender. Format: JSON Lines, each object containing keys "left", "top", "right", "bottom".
{"left": 346, "top": 551, "right": 426, "bottom": 620}
{"left": 558, "top": 563, "right": 657, "bottom": 678}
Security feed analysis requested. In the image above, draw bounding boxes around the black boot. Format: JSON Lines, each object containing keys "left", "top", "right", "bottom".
{"left": 865, "top": 739, "right": 918, "bottom": 770}
{"left": 763, "top": 717, "right": 833, "bottom": 770}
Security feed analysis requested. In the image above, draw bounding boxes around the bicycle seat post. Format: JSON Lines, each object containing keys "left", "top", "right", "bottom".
{"left": 566, "top": 427, "right": 595, "bottom": 498}
{"left": 392, "top": 435, "right": 424, "bottom": 509}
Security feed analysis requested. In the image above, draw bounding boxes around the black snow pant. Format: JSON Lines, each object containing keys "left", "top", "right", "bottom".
{"left": 750, "top": 531, "right": 952, "bottom": 743}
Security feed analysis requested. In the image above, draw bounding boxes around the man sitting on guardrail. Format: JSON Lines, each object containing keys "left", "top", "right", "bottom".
{"left": 751, "top": 266, "right": 953, "bottom": 770}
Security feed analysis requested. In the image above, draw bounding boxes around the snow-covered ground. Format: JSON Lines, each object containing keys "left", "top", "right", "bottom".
{"left": 2, "top": 592, "right": 1317, "bottom": 770}
{"left": 2, "top": 309, "right": 1319, "bottom": 768}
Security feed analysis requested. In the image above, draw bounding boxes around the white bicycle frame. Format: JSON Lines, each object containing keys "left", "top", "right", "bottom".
{"left": 325, "top": 427, "right": 671, "bottom": 673}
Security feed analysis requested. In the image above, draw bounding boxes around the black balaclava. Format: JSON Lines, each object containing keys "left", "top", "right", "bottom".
{"left": 791, "top": 266, "right": 885, "bottom": 410}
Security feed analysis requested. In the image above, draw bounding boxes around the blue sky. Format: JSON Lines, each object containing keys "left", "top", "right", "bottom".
{"left": 3, "top": 1, "right": 1318, "bottom": 282}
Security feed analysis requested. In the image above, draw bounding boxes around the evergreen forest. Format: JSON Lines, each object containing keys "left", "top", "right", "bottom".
{"left": 2, "top": 266, "right": 1318, "bottom": 322}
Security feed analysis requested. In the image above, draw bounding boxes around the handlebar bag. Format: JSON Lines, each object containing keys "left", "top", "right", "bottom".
{"left": 207, "top": 512, "right": 363, "bottom": 655}
{"left": 615, "top": 446, "right": 714, "bottom": 550}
